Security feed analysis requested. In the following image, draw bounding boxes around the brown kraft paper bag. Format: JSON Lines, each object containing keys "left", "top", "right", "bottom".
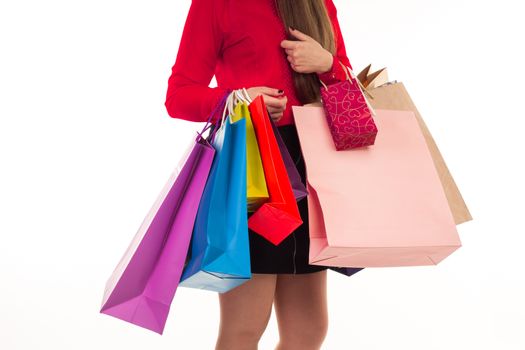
{"left": 364, "top": 80, "right": 472, "bottom": 225}
{"left": 308, "top": 65, "right": 471, "bottom": 225}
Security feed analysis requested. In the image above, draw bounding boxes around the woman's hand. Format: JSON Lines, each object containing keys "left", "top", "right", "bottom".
{"left": 280, "top": 27, "right": 333, "bottom": 74}
{"left": 245, "top": 86, "right": 287, "bottom": 122}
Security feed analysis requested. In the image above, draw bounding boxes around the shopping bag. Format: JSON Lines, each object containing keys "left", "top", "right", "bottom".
{"left": 293, "top": 105, "right": 462, "bottom": 267}
{"left": 234, "top": 87, "right": 306, "bottom": 201}
{"left": 270, "top": 117, "right": 308, "bottom": 201}
{"left": 363, "top": 80, "right": 472, "bottom": 225}
{"left": 229, "top": 100, "right": 269, "bottom": 212}
{"left": 357, "top": 64, "right": 389, "bottom": 89}
{"left": 247, "top": 95, "right": 303, "bottom": 245}
{"left": 319, "top": 60, "right": 378, "bottom": 150}
{"left": 329, "top": 267, "right": 364, "bottom": 277}
{"left": 302, "top": 102, "right": 363, "bottom": 276}
{"left": 100, "top": 92, "right": 229, "bottom": 334}
{"left": 179, "top": 99, "right": 251, "bottom": 293}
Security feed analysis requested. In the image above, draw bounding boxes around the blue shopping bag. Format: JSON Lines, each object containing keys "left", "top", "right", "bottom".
{"left": 179, "top": 112, "right": 250, "bottom": 293}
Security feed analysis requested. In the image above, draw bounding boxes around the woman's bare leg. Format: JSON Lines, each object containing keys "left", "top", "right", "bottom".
{"left": 215, "top": 273, "right": 278, "bottom": 350}
{"left": 273, "top": 270, "right": 328, "bottom": 350}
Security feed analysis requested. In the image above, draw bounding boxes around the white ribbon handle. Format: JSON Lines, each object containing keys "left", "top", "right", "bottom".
{"left": 239, "top": 87, "right": 253, "bottom": 103}
{"left": 220, "top": 88, "right": 253, "bottom": 127}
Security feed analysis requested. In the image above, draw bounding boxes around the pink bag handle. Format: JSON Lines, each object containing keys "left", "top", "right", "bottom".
{"left": 319, "top": 60, "right": 374, "bottom": 100}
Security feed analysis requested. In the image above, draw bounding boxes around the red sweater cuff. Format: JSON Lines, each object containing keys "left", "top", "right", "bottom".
{"left": 317, "top": 54, "right": 348, "bottom": 86}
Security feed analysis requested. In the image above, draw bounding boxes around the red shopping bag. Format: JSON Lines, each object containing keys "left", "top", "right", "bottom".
{"left": 247, "top": 95, "right": 302, "bottom": 245}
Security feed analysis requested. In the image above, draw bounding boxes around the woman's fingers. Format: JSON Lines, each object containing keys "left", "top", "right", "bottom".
{"left": 270, "top": 111, "right": 284, "bottom": 122}
{"left": 245, "top": 87, "right": 287, "bottom": 121}
{"left": 263, "top": 94, "right": 287, "bottom": 110}
{"left": 259, "top": 87, "right": 284, "bottom": 97}
{"left": 265, "top": 95, "right": 286, "bottom": 121}
{"left": 266, "top": 106, "right": 284, "bottom": 121}
{"left": 266, "top": 106, "right": 283, "bottom": 121}
{"left": 266, "top": 105, "right": 282, "bottom": 114}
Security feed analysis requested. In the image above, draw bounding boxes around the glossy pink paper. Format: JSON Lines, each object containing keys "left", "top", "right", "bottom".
{"left": 320, "top": 77, "right": 378, "bottom": 150}
{"left": 293, "top": 106, "right": 461, "bottom": 267}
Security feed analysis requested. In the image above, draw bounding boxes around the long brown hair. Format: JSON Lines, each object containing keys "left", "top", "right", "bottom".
{"left": 274, "top": 0, "right": 336, "bottom": 104}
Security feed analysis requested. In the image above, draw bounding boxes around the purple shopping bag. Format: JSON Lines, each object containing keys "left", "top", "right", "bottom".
{"left": 100, "top": 92, "right": 229, "bottom": 334}
{"left": 270, "top": 118, "right": 308, "bottom": 201}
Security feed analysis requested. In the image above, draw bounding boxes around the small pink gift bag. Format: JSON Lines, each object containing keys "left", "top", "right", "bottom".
{"left": 319, "top": 61, "right": 378, "bottom": 150}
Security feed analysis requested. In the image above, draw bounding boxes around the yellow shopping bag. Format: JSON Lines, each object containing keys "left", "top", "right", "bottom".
{"left": 230, "top": 101, "right": 269, "bottom": 211}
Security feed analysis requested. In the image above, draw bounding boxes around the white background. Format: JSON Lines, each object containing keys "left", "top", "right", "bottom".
{"left": 1, "top": 0, "right": 524, "bottom": 349}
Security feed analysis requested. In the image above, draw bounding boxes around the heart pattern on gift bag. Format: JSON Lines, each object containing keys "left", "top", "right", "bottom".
{"left": 320, "top": 63, "right": 378, "bottom": 150}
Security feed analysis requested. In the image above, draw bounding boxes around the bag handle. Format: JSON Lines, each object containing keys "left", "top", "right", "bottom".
{"left": 319, "top": 60, "right": 374, "bottom": 100}
{"left": 218, "top": 88, "right": 244, "bottom": 129}
{"left": 219, "top": 90, "right": 236, "bottom": 128}
{"left": 239, "top": 87, "right": 253, "bottom": 103}
{"left": 219, "top": 87, "right": 254, "bottom": 128}
{"left": 197, "top": 90, "right": 231, "bottom": 143}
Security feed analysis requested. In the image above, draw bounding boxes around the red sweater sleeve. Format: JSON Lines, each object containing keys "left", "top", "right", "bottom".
{"left": 164, "top": 0, "right": 229, "bottom": 123}
{"left": 317, "top": 0, "right": 353, "bottom": 86}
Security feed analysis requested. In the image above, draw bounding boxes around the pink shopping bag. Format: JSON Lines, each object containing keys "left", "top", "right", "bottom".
{"left": 292, "top": 106, "right": 462, "bottom": 268}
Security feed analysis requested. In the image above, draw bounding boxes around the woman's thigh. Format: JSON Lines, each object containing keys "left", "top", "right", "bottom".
{"left": 217, "top": 273, "right": 277, "bottom": 336}
{"left": 273, "top": 270, "right": 328, "bottom": 348}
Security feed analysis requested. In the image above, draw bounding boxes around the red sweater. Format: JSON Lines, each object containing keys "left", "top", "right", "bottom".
{"left": 164, "top": 0, "right": 352, "bottom": 126}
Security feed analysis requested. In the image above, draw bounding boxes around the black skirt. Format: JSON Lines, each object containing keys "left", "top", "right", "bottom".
{"left": 248, "top": 123, "right": 329, "bottom": 274}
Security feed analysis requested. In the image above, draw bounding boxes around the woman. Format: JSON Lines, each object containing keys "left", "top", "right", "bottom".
{"left": 165, "top": 0, "right": 353, "bottom": 348}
